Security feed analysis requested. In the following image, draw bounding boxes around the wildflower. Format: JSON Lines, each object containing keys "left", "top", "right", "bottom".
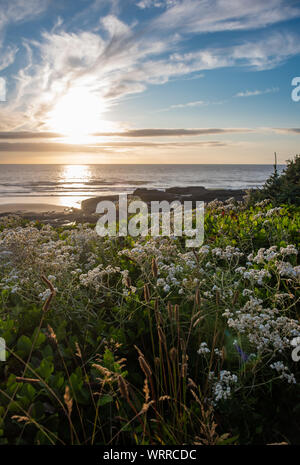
{"left": 210, "top": 370, "right": 238, "bottom": 405}
{"left": 197, "top": 342, "right": 210, "bottom": 355}
{"left": 270, "top": 361, "right": 296, "bottom": 384}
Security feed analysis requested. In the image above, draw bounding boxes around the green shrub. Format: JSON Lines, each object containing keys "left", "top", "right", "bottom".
{"left": 250, "top": 155, "right": 300, "bottom": 206}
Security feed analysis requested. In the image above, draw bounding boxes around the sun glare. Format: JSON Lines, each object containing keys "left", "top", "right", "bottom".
{"left": 48, "top": 87, "right": 105, "bottom": 143}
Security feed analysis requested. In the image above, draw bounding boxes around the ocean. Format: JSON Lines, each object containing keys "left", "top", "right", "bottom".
{"left": 0, "top": 164, "right": 285, "bottom": 208}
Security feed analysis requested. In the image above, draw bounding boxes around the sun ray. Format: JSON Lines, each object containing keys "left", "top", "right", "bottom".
{"left": 47, "top": 87, "right": 106, "bottom": 143}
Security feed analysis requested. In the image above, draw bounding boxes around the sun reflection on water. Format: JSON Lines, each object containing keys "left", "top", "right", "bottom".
{"left": 57, "top": 165, "right": 93, "bottom": 208}
{"left": 59, "top": 165, "right": 92, "bottom": 184}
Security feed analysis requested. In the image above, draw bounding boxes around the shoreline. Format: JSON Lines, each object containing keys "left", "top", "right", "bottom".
{"left": 0, "top": 203, "right": 68, "bottom": 214}
{"left": 0, "top": 186, "right": 248, "bottom": 225}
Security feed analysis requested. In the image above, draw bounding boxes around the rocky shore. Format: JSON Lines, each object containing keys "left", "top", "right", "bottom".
{"left": 0, "top": 186, "right": 247, "bottom": 225}
{"left": 81, "top": 186, "right": 246, "bottom": 213}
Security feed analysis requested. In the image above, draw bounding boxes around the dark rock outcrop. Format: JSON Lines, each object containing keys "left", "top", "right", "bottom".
{"left": 81, "top": 186, "right": 246, "bottom": 213}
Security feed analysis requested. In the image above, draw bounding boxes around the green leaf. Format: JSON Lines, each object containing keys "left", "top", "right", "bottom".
{"left": 98, "top": 394, "right": 114, "bottom": 407}
{"left": 17, "top": 335, "right": 32, "bottom": 356}
{"left": 37, "top": 359, "right": 54, "bottom": 380}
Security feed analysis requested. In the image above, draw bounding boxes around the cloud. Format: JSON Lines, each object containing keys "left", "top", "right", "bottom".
{"left": 0, "top": 46, "right": 18, "bottom": 71}
{"left": 10, "top": 27, "right": 299, "bottom": 133}
{"left": 168, "top": 100, "right": 208, "bottom": 109}
{"left": 235, "top": 87, "right": 279, "bottom": 97}
{"left": 0, "top": 140, "right": 227, "bottom": 152}
{"left": 136, "top": 0, "right": 177, "bottom": 9}
{"left": 0, "top": 0, "right": 49, "bottom": 27}
{"left": 0, "top": 131, "right": 61, "bottom": 139}
{"left": 159, "top": 99, "right": 226, "bottom": 111}
{"left": 95, "top": 128, "right": 252, "bottom": 137}
{"left": 152, "top": 0, "right": 300, "bottom": 34}
{"left": 2, "top": 1, "right": 300, "bottom": 133}
{"left": 0, "top": 0, "right": 49, "bottom": 72}
{"left": 272, "top": 128, "right": 300, "bottom": 134}
{"left": 168, "top": 32, "right": 300, "bottom": 72}
{"left": 2, "top": 126, "right": 300, "bottom": 141}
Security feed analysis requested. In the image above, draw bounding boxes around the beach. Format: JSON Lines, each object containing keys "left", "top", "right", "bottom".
{"left": 0, "top": 185, "right": 247, "bottom": 226}
{"left": 0, "top": 203, "right": 68, "bottom": 214}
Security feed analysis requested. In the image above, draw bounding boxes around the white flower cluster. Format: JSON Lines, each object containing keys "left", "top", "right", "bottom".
{"left": 210, "top": 370, "right": 238, "bottom": 405}
{"left": 211, "top": 246, "right": 243, "bottom": 260}
{"left": 247, "top": 245, "right": 298, "bottom": 265}
{"left": 224, "top": 297, "right": 300, "bottom": 353}
{"left": 252, "top": 206, "right": 283, "bottom": 220}
{"left": 79, "top": 264, "right": 120, "bottom": 288}
{"left": 248, "top": 246, "right": 279, "bottom": 264}
{"left": 265, "top": 207, "right": 283, "bottom": 217}
{"left": 119, "top": 237, "right": 178, "bottom": 264}
{"left": 270, "top": 361, "right": 296, "bottom": 384}
{"left": 197, "top": 342, "right": 210, "bottom": 355}
{"left": 277, "top": 262, "right": 300, "bottom": 279}
{"left": 255, "top": 199, "right": 271, "bottom": 207}
{"left": 280, "top": 245, "right": 298, "bottom": 256}
{"left": 235, "top": 267, "right": 271, "bottom": 285}
{"left": 38, "top": 287, "right": 58, "bottom": 301}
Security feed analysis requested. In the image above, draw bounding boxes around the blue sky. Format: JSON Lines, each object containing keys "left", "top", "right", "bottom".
{"left": 0, "top": 0, "right": 299, "bottom": 163}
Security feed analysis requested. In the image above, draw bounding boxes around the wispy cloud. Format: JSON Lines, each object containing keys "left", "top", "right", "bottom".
{"left": 152, "top": 0, "right": 300, "bottom": 34}
{"left": 7, "top": 26, "right": 297, "bottom": 133}
{"left": 0, "top": 131, "right": 61, "bottom": 139}
{"left": 235, "top": 87, "right": 279, "bottom": 97}
{"left": 0, "top": 140, "right": 228, "bottom": 152}
{"left": 94, "top": 128, "right": 253, "bottom": 137}
{"left": 0, "top": 0, "right": 49, "bottom": 70}
{"left": 272, "top": 127, "right": 300, "bottom": 134}
{"left": 3, "top": 126, "right": 300, "bottom": 140}
{"left": 136, "top": 0, "right": 177, "bottom": 9}
{"left": 1, "top": 1, "right": 300, "bottom": 134}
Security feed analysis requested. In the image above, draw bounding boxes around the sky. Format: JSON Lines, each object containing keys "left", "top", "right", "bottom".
{"left": 0, "top": 0, "right": 300, "bottom": 164}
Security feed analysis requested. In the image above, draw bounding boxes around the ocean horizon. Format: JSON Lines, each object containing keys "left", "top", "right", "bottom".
{"left": 0, "top": 163, "right": 285, "bottom": 208}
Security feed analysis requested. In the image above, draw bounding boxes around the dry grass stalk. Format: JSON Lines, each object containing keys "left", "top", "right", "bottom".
{"left": 158, "top": 395, "right": 171, "bottom": 402}
{"left": 140, "top": 400, "right": 155, "bottom": 414}
{"left": 92, "top": 363, "right": 112, "bottom": 378}
{"left": 134, "top": 345, "right": 144, "bottom": 358}
{"left": 193, "top": 316, "right": 204, "bottom": 328}
{"left": 181, "top": 354, "right": 188, "bottom": 378}
{"left": 75, "top": 342, "right": 82, "bottom": 358}
{"left": 11, "top": 415, "right": 30, "bottom": 424}
{"left": 138, "top": 356, "right": 152, "bottom": 379}
{"left": 144, "top": 283, "right": 150, "bottom": 302}
{"left": 174, "top": 304, "right": 179, "bottom": 324}
{"left": 41, "top": 275, "right": 56, "bottom": 313}
{"left": 169, "top": 347, "right": 177, "bottom": 362}
{"left": 47, "top": 324, "right": 57, "bottom": 345}
{"left": 216, "top": 290, "right": 220, "bottom": 306}
{"left": 16, "top": 377, "right": 40, "bottom": 384}
{"left": 143, "top": 378, "right": 150, "bottom": 404}
{"left": 63, "top": 385, "right": 73, "bottom": 417}
{"left": 118, "top": 375, "right": 129, "bottom": 401}
{"left": 157, "top": 326, "right": 167, "bottom": 347}
{"left": 195, "top": 288, "right": 200, "bottom": 306}
{"left": 167, "top": 302, "right": 173, "bottom": 321}
{"left": 151, "top": 258, "right": 158, "bottom": 278}
{"left": 232, "top": 290, "right": 239, "bottom": 305}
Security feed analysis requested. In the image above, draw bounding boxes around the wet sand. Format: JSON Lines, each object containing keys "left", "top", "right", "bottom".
{"left": 0, "top": 203, "right": 68, "bottom": 214}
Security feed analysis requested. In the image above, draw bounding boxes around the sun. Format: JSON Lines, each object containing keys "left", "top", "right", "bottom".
{"left": 47, "top": 87, "right": 105, "bottom": 143}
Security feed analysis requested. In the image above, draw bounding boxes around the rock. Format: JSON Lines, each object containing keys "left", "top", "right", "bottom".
{"left": 80, "top": 186, "right": 246, "bottom": 213}
{"left": 81, "top": 195, "right": 120, "bottom": 213}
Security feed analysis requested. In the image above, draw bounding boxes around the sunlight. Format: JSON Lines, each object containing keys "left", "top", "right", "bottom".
{"left": 47, "top": 87, "right": 106, "bottom": 142}
{"left": 59, "top": 164, "right": 92, "bottom": 183}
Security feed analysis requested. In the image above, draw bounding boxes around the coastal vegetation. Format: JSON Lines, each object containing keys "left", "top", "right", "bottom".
{"left": 249, "top": 154, "right": 300, "bottom": 206}
{"left": 0, "top": 159, "right": 300, "bottom": 445}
